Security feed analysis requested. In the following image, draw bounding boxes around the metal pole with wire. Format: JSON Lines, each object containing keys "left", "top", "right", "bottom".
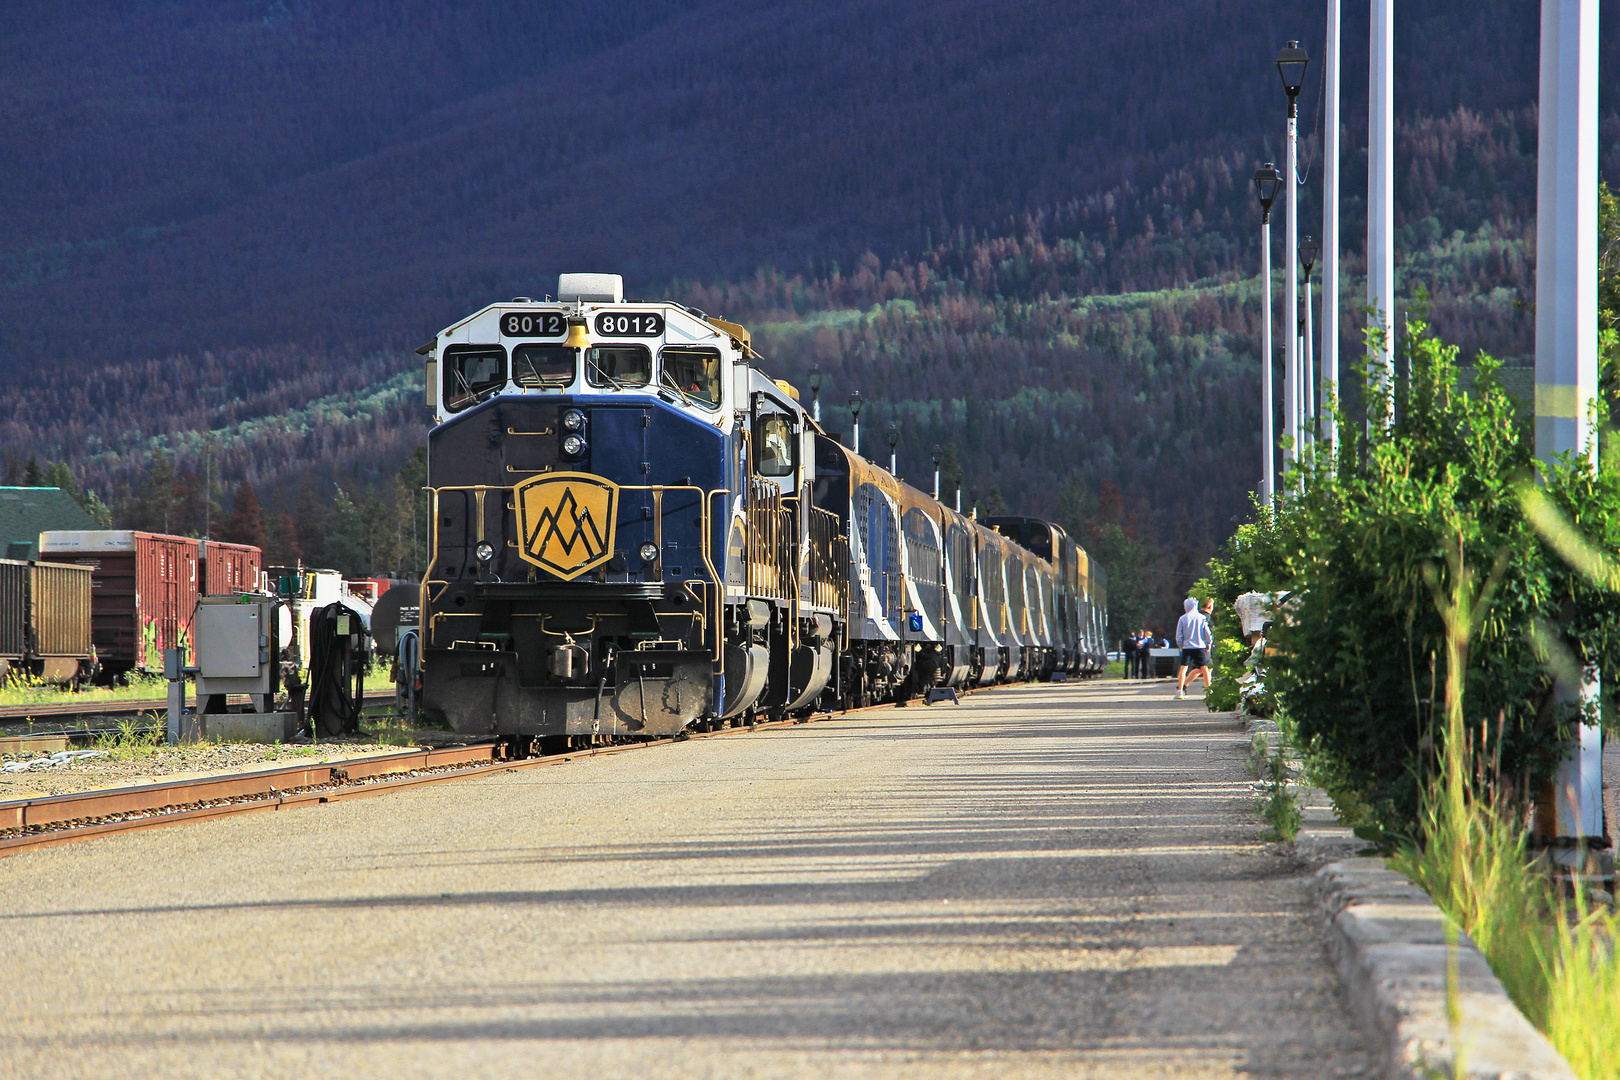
{"left": 1278, "top": 42, "right": 1309, "bottom": 487}
{"left": 1254, "top": 165, "right": 1283, "bottom": 502}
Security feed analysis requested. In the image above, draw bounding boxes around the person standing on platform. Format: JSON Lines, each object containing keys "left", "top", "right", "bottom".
{"left": 1122, "top": 629, "right": 1139, "bottom": 679}
{"left": 1174, "top": 598, "right": 1213, "bottom": 701}
{"left": 1134, "top": 627, "right": 1152, "bottom": 678}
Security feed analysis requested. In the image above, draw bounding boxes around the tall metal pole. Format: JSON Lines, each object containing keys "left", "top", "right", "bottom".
{"left": 1321, "top": 0, "right": 1341, "bottom": 454}
{"left": 1285, "top": 104, "right": 1300, "bottom": 477}
{"left": 1303, "top": 269, "right": 1315, "bottom": 460}
{"left": 1535, "top": 0, "right": 1601, "bottom": 855}
{"left": 1261, "top": 216, "right": 1275, "bottom": 501}
{"left": 1368, "top": 0, "right": 1395, "bottom": 419}
{"left": 1256, "top": 164, "right": 1282, "bottom": 503}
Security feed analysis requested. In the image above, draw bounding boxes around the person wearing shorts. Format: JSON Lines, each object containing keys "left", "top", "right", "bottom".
{"left": 1175, "top": 597, "right": 1213, "bottom": 700}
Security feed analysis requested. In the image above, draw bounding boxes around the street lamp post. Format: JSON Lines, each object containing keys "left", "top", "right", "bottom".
{"left": 1254, "top": 163, "right": 1283, "bottom": 502}
{"left": 1369, "top": 0, "right": 1395, "bottom": 421}
{"left": 931, "top": 444, "right": 943, "bottom": 500}
{"left": 1277, "top": 41, "right": 1309, "bottom": 477}
{"left": 808, "top": 368, "right": 823, "bottom": 423}
{"left": 1299, "top": 235, "right": 1320, "bottom": 467}
{"left": 848, "top": 392, "right": 863, "bottom": 454}
{"left": 886, "top": 422, "right": 899, "bottom": 475}
{"left": 1322, "top": 0, "right": 1342, "bottom": 460}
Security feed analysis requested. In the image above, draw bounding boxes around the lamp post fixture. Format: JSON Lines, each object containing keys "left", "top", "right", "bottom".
{"left": 931, "top": 444, "right": 943, "bottom": 500}
{"left": 886, "top": 422, "right": 899, "bottom": 475}
{"left": 808, "top": 368, "right": 823, "bottom": 424}
{"left": 1299, "top": 235, "right": 1320, "bottom": 466}
{"left": 1254, "top": 162, "right": 1282, "bottom": 502}
{"left": 848, "top": 391, "right": 864, "bottom": 454}
{"left": 1277, "top": 40, "right": 1309, "bottom": 479}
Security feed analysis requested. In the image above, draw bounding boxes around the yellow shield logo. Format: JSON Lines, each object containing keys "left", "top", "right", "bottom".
{"left": 514, "top": 472, "right": 619, "bottom": 580}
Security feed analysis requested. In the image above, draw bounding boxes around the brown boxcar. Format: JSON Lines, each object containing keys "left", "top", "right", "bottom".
{"left": 0, "top": 558, "right": 94, "bottom": 682}
{"left": 37, "top": 531, "right": 263, "bottom": 678}
{"left": 0, "top": 559, "right": 25, "bottom": 666}
{"left": 29, "top": 560, "right": 94, "bottom": 681}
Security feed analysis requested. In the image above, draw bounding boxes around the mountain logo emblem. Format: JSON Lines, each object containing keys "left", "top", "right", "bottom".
{"left": 514, "top": 472, "right": 619, "bottom": 580}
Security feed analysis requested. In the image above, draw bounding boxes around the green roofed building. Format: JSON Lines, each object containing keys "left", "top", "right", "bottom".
{"left": 0, "top": 488, "right": 99, "bottom": 560}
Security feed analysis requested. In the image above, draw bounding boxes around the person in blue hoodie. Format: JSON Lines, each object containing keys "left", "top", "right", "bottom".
{"left": 1174, "top": 597, "right": 1213, "bottom": 701}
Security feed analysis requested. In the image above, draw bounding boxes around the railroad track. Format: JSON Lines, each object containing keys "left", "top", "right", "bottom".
{"left": 0, "top": 688, "right": 398, "bottom": 723}
{"left": 0, "top": 683, "right": 1027, "bottom": 857}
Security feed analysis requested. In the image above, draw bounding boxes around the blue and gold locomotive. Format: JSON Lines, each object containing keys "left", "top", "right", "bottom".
{"left": 416, "top": 274, "right": 1107, "bottom": 745}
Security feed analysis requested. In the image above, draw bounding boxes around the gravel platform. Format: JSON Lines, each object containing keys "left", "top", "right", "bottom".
{"left": 0, "top": 680, "right": 1374, "bottom": 1078}
{"left": 0, "top": 740, "right": 413, "bottom": 800}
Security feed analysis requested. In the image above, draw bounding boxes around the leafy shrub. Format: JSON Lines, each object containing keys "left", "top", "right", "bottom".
{"left": 1207, "top": 314, "right": 1620, "bottom": 839}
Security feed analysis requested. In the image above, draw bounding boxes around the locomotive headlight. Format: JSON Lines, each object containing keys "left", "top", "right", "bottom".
{"left": 474, "top": 540, "right": 495, "bottom": 564}
{"left": 561, "top": 408, "right": 585, "bottom": 432}
{"left": 638, "top": 542, "right": 660, "bottom": 564}
{"left": 561, "top": 433, "right": 587, "bottom": 457}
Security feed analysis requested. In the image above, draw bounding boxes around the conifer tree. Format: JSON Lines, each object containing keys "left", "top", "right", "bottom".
{"left": 224, "top": 480, "right": 266, "bottom": 550}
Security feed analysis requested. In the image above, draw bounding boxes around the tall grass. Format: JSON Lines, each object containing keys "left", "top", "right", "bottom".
{"left": 0, "top": 671, "right": 168, "bottom": 709}
{"left": 1389, "top": 529, "right": 1620, "bottom": 1079}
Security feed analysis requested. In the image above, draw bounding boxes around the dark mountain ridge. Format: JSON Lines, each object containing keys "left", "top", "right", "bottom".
{"left": 1, "top": 0, "right": 1602, "bottom": 368}
{"left": 2, "top": 0, "right": 1616, "bottom": 633}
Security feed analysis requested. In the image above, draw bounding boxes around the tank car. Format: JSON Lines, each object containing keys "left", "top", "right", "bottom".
{"left": 415, "top": 274, "right": 1107, "bottom": 745}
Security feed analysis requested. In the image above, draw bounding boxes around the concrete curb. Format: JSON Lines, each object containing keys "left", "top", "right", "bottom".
{"left": 1315, "top": 857, "right": 1575, "bottom": 1080}
{"left": 1240, "top": 718, "right": 1576, "bottom": 1079}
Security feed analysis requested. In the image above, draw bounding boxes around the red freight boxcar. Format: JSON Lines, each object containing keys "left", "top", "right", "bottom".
{"left": 37, "top": 531, "right": 263, "bottom": 678}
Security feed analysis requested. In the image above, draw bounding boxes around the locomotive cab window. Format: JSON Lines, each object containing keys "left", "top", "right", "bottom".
{"left": 586, "top": 345, "right": 651, "bottom": 388}
{"left": 755, "top": 414, "right": 796, "bottom": 477}
{"left": 660, "top": 346, "right": 722, "bottom": 408}
{"left": 512, "top": 344, "right": 575, "bottom": 389}
{"left": 443, "top": 346, "right": 507, "bottom": 411}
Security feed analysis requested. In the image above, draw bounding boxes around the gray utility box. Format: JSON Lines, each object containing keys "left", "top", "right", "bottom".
{"left": 195, "top": 594, "right": 278, "bottom": 700}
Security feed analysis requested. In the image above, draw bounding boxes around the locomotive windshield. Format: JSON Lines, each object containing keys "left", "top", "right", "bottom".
{"left": 444, "top": 346, "right": 506, "bottom": 411}
{"left": 660, "top": 346, "right": 722, "bottom": 408}
{"left": 586, "top": 345, "right": 651, "bottom": 388}
{"left": 512, "top": 344, "right": 575, "bottom": 389}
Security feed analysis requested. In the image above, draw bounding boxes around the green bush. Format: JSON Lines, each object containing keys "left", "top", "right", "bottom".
{"left": 1206, "top": 315, "right": 1620, "bottom": 839}
{"left": 1197, "top": 504, "right": 1297, "bottom": 714}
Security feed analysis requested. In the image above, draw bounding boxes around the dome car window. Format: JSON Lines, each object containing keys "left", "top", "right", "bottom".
{"left": 444, "top": 346, "right": 506, "bottom": 411}
{"left": 660, "top": 346, "right": 722, "bottom": 408}
{"left": 586, "top": 345, "right": 651, "bottom": 388}
{"left": 755, "top": 414, "right": 796, "bottom": 477}
{"left": 513, "top": 344, "right": 575, "bottom": 389}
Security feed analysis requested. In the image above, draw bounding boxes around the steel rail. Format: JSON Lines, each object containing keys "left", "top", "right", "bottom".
{"left": 0, "top": 688, "right": 398, "bottom": 723}
{"left": 0, "top": 681, "right": 1034, "bottom": 857}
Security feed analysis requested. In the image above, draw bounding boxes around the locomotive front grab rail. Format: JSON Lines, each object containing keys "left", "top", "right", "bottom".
{"left": 422, "top": 482, "right": 730, "bottom": 664}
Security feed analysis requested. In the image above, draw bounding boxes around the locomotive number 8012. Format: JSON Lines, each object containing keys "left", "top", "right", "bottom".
{"left": 414, "top": 273, "right": 1107, "bottom": 749}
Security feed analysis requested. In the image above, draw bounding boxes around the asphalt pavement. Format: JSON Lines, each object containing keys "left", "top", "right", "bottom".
{"left": 0, "top": 679, "right": 1374, "bottom": 1079}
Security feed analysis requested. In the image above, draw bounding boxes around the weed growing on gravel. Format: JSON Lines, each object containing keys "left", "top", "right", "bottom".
{"left": 92, "top": 718, "right": 163, "bottom": 761}
{"left": 1250, "top": 730, "right": 1302, "bottom": 843}
{"left": 260, "top": 743, "right": 323, "bottom": 760}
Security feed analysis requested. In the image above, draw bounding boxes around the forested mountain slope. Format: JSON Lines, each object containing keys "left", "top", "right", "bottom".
{"left": 0, "top": 0, "right": 1614, "bottom": 629}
